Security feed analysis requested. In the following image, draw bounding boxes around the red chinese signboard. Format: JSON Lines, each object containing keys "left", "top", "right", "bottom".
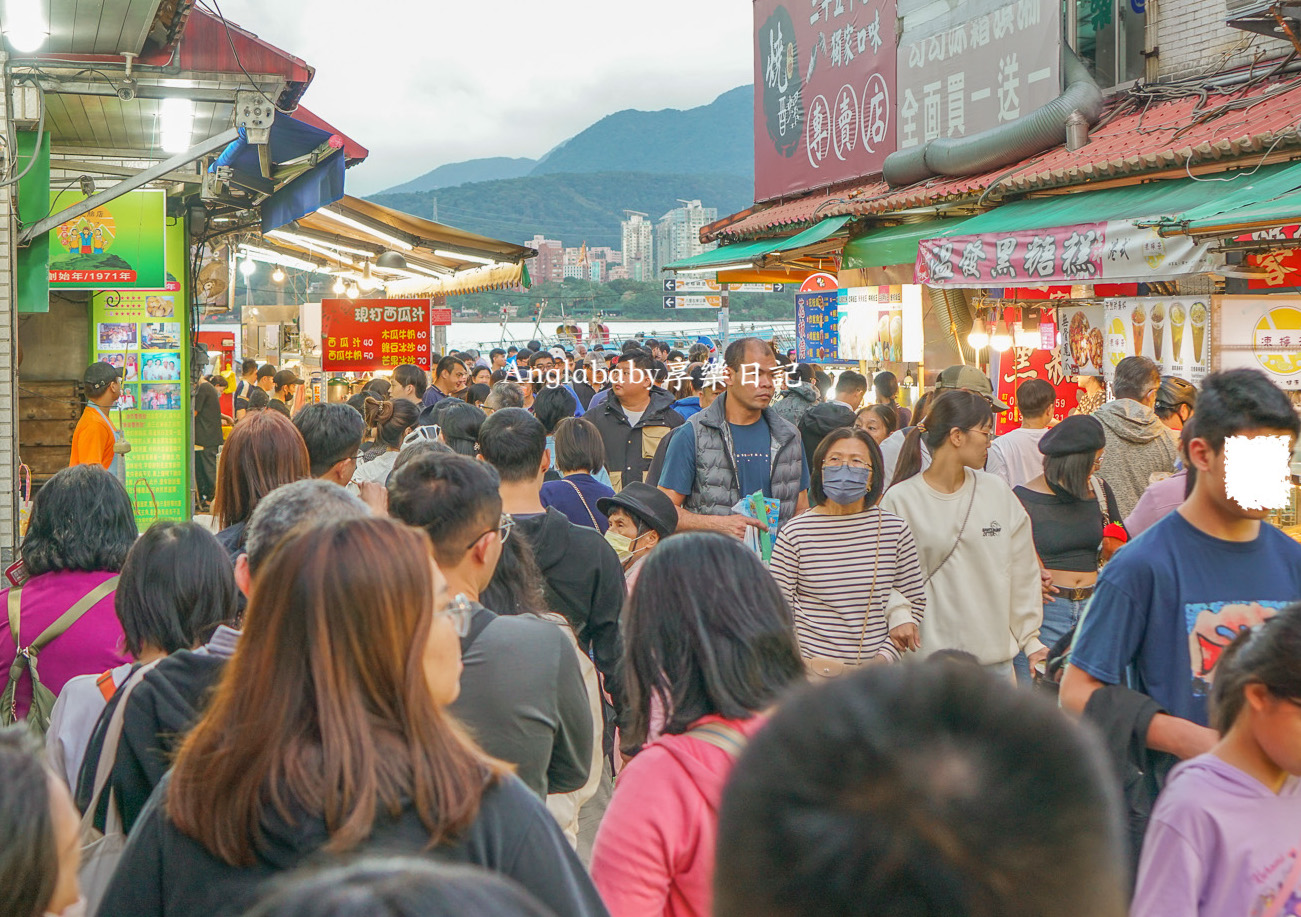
{"left": 321, "top": 299, "right": 432, "bottom": 372}
{"left": 753, "top": 0, "right": 897, "bottom": 202}
{"left": 1236, "top": 225, "right": 1301, "bottom": 289}
{"left": 994, "top": 346, "right": 1079, "bottom": 435}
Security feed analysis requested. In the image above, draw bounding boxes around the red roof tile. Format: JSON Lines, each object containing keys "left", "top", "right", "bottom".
{"left": 709, "top": 76, "right": 1301, "bottom": 241}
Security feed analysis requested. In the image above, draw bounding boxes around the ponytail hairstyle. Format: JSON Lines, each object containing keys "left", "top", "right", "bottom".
{"left": 890, "top": 390, "right": 993, "bottom": 487}
{"left": 364, "top": 397, "right": 420, "bottom": 450}
{"left": 1208, "top": 603, "right": 1301, "bottom": 735}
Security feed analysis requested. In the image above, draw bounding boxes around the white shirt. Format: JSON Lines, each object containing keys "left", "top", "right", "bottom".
{"left": 880, "top": 429, "right": 931, "bottom": 486}
{"left": 348, "top": 450, "right": 399, "bottom": 493}
{"left": 621, "top": 407, "right": 646, "bottom": 428}
{"left": 46, "top": 663, "right": 132, "bottom": 789}
{"left": 985, "top": 426, "right": 1049, "bottom": 490}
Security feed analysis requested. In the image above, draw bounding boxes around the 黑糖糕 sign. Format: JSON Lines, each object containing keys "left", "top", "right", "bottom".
{"left": 753, "top": 0, "right": 897, "bottom": 201}
{"left": 321, "top": 299, "right": 432, "bottom": 371}
{"left": 897, "top": 0, "right": 1061, "bottom": 154}
{"left": 916, "top": 221, "right": 1216, "bottom": 286}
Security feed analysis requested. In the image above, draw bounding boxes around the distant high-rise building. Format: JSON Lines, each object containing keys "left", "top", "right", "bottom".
{"left": 621, "top": 211, "right": 654, "bottom": 282}
{"left": 525, "top": 235, "right": 564, "bottom": 284}
{"left": 654, "top": 200, "right": 716, "bottom": 276}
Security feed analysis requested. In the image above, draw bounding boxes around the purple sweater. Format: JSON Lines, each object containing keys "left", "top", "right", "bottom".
{"left": 0, "top": 570, "right": 129, "bottom": 720}
{"left": 1133, "top": 754, "right": 1301, "bottom": 917}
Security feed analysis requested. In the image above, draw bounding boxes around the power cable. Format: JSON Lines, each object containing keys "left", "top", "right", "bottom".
{"left": 197, "top": 0, "right": 299, "bottom": 115}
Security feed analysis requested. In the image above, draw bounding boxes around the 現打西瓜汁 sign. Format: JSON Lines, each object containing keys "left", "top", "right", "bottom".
{"left": 321, "top": 298, "right": 433, "bottom": 371}
{"left": 753, "top": 0, "right": 898, "bottom": 201}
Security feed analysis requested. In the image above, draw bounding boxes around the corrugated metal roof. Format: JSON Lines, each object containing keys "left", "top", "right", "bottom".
{"left": 709, "top": 76, "right": 1301, "bottom": 242}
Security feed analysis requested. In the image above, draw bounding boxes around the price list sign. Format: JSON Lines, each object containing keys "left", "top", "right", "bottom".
{"left": 321, "top": 299, "right": 434, "bottom": 371}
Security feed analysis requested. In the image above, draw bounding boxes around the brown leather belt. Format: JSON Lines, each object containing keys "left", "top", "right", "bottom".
{"left": 1057, "top": 584, "right": 1097, "bottom": 602}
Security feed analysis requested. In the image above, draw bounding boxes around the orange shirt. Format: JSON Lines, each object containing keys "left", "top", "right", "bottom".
{"left": 69, "top": 406, "right": 115, "bottom": 471}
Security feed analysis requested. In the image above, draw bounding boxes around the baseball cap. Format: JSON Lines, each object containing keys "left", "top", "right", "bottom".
{"left": 935, "top": 365, "right": 1009, "bottom": 412}
{"left": 273, "top": 369, "right": 303, "bottom": 388}
{"left": 548, "top": 346, "right": 566, "bottom": 359}
{"left": 597, "top": 482, "right": 679, "bottom": 539}
{"left": 84, "top": 361, "right": 121, "bottom": 389}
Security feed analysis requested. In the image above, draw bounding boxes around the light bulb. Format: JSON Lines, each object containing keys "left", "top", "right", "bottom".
{"left": 272, "top": 267, "right": 286, "bottom": 283}
{"left": 989, "top": 318, "right": 1014, "bottom": 352}
{"left": 345, "top": 284, "right": 359, "bottom": 299}
{"left": 332, "top": 276, "right": 345, "bottom": 294}
{"left": 239, "top": 258, "right": 256, "bottom": 278}
{"left": 4, "top": 0, "right": 47, "bottom": 52}
{"left": 966, "top": 317, "right": 990, "bottom": 350}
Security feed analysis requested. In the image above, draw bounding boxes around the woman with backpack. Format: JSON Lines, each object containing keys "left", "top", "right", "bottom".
{"left": 590, "top": 533, "right": 805, "bottom": 917}
{"left": 0, "top": 465, "right": 137, "bottom": 732}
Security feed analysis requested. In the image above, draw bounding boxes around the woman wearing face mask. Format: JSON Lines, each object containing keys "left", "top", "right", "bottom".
{"left": 597, "top": 482, "right": 679, "bottom": 588}
{"left": 770, "top": 428, "right": 927, "bottom": 677}
{"left": 0, "top": 727, "right": 84, "bottom": 917}
{"left": 882, "top": 390, "right": 1046, "bottom": 678}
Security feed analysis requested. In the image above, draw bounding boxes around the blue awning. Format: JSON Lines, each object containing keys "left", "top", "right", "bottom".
{"left": 209, "top": 111, "right": 347, "bottom": 232}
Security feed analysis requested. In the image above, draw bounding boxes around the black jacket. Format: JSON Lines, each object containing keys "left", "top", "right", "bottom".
{"left": 587, "top": 389, "right": 683, "bottom": 492}
{"left": 98, "top": 773, "right": 608, "bottom": 917}
{"left": 1083, "top": 684, "right": 1176, "bottom": 885}
{"left": 78, "top": 650, "right": 227, "bottom": 834}
{"left": 513, "top": 509, "right": 625, "bottom": 719}
{"left": 797, "top": 402, "right": 857, "bottom": 464}
{"left": 452, "top": 604, "right": 593, "bottom": 798}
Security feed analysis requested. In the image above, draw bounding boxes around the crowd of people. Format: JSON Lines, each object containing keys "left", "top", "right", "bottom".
{"left": 8, "top": 335, "right": 1301, "bottom": 917}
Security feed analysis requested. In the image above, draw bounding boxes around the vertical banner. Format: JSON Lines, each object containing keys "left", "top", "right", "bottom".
{"left": 1102, "top": 297, "right": 1211, "bottom": 384}
{"left": 753, "top": 0, "right": 898, "bottom": 201}
{"left": 993, "top": 346, "right": 1079, "bottom": 434}
{"left": 51, "top": 189, "right": 167, "bottom": 290}
{"left": 90, "top": 217, "right": 191, "bottom": 528}
{"left": 837, "top": 285, "right": 904, "bottom": 362}
{"left": 795, "top": 289, "right": 840, "bottom": 361}
{"left": 1214, "top": 295, "right": 1301, "bottom": 390}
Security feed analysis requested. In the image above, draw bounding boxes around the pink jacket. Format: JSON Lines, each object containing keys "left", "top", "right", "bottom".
{"left": 591, "top": 714, "right": 767, "bottom": 917}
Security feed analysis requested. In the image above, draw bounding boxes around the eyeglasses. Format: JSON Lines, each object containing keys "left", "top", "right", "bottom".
{"left": 464, "top": 512, "right": 513, "bottom": 551}
{"left": 823, "top": 457, "right": 873, "bottom": 469}
{"left": 436, "top": 593, "right": 474, "bottom": 637}
{"left": 963, "top": 428, "right": 994, "bottom": 441}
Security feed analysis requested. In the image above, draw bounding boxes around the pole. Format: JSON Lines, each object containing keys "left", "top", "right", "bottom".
{"left": 719, "top": 289, "right": 731, "bottom": 350}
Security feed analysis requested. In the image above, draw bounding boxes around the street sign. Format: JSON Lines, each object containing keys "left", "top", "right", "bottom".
{"left": 725, "top": 282, "right": 786, "bottom": 292}
{"left": 664, "top": 295, "right": 724, "bottom": 310}
{"left": 664, "top": 278, "right": 722, "bottom": 292}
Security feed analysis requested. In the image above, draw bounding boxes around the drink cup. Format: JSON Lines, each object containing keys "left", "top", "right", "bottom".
{"left": 1151, "top": 302, "right": 1166, "bottom": 364}
{"left": 1191, "top": 302, "right": 1207, "bottom": 363}
{"left": 1170, "top": 303, "right": 1187, "bottom": 362}
{"left": 1132, "top": 304, "right": 1146, "bottom": 357}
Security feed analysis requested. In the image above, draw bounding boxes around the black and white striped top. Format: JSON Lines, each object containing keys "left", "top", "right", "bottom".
{"left": 770, "top": 508, "right": 927, "bottom": 663}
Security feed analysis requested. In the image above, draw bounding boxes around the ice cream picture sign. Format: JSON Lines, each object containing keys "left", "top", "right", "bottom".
{"left": 1103, "top": 297, "right": 1210, "bottom": 384}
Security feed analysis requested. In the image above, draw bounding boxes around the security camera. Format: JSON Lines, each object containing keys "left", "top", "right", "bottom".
{"left": 117, "top": 79, "right": 137, "bottom": 102}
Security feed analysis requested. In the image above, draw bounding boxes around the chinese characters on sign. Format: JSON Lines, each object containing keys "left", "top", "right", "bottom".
{"left": 321, "top": 299, "right": 433, "bottom": 371}
{"left": 896, "top": 0, "right": 1061, "bottom": 152}
{"left": 993, "top": 346, "right": 1079, "bottom": 435}
{"left": 50, "top": 189, "right": 168, "bottom": 291}
{"left": 795, "top": 290, "right": 840, "bottom": 361}
{"left": 1214, "top": 296, "right": 1301, "bottom": 389}
{"left": 1101, "top": 297, "right": 1211, "bottom": 385}
{"left": 754, "top": 0, "right": 898, "bottom": 201}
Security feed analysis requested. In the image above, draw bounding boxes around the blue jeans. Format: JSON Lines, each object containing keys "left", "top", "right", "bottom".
{"left": 1013, "top": 594, "right": 1089, "bottom": 683}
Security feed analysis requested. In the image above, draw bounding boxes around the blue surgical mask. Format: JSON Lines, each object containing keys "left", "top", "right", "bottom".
{"left": 822, "top": 465, "right": 871, "bottom": 505}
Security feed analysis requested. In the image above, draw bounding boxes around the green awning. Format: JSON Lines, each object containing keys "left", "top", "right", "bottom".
{"left": 663, "top": 216, "right": 851, "bottom": 271}
{"left": 1171, "top": 160, "right": 1301, "bottom": 233}
{"left": 844, "top": 217, "right": 975, "bottom": 269}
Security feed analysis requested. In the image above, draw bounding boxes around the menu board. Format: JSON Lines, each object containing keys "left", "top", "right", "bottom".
{"left": 321, "top": 298, "right": 432, "bottom": 371}
{"left": 838, "top": 286, "right": 904, "bottom": 362}
{"left": 1215, "top": 296, "right": 1301, "bottom": 390}
{"left": 1102, "top": 297, "right": 1210, "bottom": 385}
{"left": 795, "top": 290, "right": 840, "bottom": 362}
{"left": 89, "top": 219, "right": 191, "bottom": 527}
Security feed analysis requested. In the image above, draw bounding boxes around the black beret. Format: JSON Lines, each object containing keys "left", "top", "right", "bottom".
{"left": 1038, "top": 414, "right": 1106, "bottom": 456}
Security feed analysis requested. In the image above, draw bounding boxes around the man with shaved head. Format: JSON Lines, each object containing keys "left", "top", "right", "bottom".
{"left": 657, "top": 337, "right": 808, "bottom": 538}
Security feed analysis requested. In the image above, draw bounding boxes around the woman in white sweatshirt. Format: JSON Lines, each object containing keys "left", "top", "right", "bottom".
{"left": 881, "top": 390, "right": 1045, "bottom": 677}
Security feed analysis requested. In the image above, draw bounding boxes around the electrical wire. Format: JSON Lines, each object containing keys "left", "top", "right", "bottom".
{"left": 197, "top": 0, "right": 299, "bottom": 115}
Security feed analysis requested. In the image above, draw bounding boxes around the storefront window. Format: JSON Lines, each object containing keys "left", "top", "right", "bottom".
{"left": 1071, "top": 0, "right": 1146, "bottom": 88}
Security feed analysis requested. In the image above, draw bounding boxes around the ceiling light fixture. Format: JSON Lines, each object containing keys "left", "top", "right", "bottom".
{"left": 332, "top": 276, "right": 346, "bottom": 294}
{"left": 345, "top": 284, "right": 359, "bottom": 299}
{"left": 159, "top": 98, "right": 196, "bottom": 154}
{"left": 989, "top": 315, "right": 1014, "bottom": 352}
{"left": 313, "top": 208, "right": 415, "bottom": 250}
{"left": 271, "top": 267, "right": 286, "bottom": 283}
{"left": 433, "top": 249, "right": 496, "bottom": 266}
{"left": 966, "top": 316, "right": 990, "bottom": 350}
{"left": 3, "top": 0, "right": 48, "bottom": 52}
{"left": 239, "top": 256, "right": 256, "bottom": 278}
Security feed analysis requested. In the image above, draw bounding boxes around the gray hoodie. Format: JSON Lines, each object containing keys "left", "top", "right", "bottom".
{"left": 1094, "top": 399, "right": 1178, "bottom": 519}
{"left": 771, "top": 382, "right": 820, "bottom": 426}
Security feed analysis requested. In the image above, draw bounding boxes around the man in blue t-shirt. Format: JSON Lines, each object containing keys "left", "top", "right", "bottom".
{"left": 658, "top": 337, "right": 809, "bottom": 539}
{"left": 1062, "top": 369, "right": 1301, "bottom": 761}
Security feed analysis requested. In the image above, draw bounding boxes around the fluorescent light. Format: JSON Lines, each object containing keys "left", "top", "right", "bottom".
{"left": 313, "top": 208, "right": 415, "bottom": 250}
{"left": 240, "top": 245, "right": 323, "bottom": 273}
{"left": 433, "top": 249, "right": 495, "bottom": 265}
{"left": 4, "top": 0, "right": 47, "bottom": 52}
{"left": 676, "top": 262, "right": 752, "bottom": 275}
{"left": 266, "top": 229, "right": 373, "bottom": 258}
{"left": 159, "top": 98, "right": 195, "bottom": 154}
{"left": 403, "top": 261, "right": 453, "bottom": 277}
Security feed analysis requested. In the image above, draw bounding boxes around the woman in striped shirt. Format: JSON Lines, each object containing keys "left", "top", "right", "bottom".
{"left": 771, "top": 427, "right": 927, "bottom": 677}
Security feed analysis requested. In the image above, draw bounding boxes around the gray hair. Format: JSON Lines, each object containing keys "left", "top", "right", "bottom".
{"left": 484, "top": 381, "right": 525, "bottom": 412}
{"left": 244, "top": 480, "right": 369, "bottom": 573}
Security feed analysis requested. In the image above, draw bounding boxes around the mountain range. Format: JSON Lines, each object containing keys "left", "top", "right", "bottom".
{"left": 368, "top": 87, "right": 754, "bottom": 250}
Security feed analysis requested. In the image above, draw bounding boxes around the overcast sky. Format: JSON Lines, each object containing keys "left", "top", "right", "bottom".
{"left": 212, "top": 0, "right": 754, "bottom": 194}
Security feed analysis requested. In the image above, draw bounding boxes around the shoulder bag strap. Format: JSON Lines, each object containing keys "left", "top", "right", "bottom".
{"left": 1091, "top": 475, "right": 1111, "bottom": 527}
{"left": 684, "top": 722, "right": 749, "bottom": 758}
{"left": 922, "top": 474, "right": 978, "bottom": 588}
{"left": 563, "top": 478, "right": 600, "bottom": 529}
{"left": 2, "top": 588, "right": 23, "bottom": 723}
{"left": 79, "top": 658, "right": 162, "bottom": 837}
{"left": 855, "top": 511, "right": 885, "bottom": 664}
{"left": 27, "top": 576, "right": 120, "bottom": 654}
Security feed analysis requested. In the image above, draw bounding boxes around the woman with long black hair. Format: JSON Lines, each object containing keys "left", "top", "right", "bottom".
{"left": 881, "top": 390, "right": 1045, "bottom": 677}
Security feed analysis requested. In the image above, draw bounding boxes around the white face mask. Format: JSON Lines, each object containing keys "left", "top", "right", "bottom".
{"left": 46, "top": 896, "right": 87, "bottom": 917}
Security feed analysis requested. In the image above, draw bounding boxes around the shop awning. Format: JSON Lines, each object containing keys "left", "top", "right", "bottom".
{"left": 916, "top": 177, "right": 1221, "bottom": 287}
{"left": 386, "top": 262, "right": 532, "bottom": 298}
{"left": 664, "top": 216, "right": 850, "bottom": 272}
{"left": 844, "top": 218, "right": 975, "bottom": 269}
{"left": 1152, "top": 160, "right": 1301, "bottom": 237}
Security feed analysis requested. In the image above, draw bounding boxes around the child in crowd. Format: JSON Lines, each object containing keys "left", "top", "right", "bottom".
{"left": 1132, "top": 603, "right": 1301, "bottom": 917}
